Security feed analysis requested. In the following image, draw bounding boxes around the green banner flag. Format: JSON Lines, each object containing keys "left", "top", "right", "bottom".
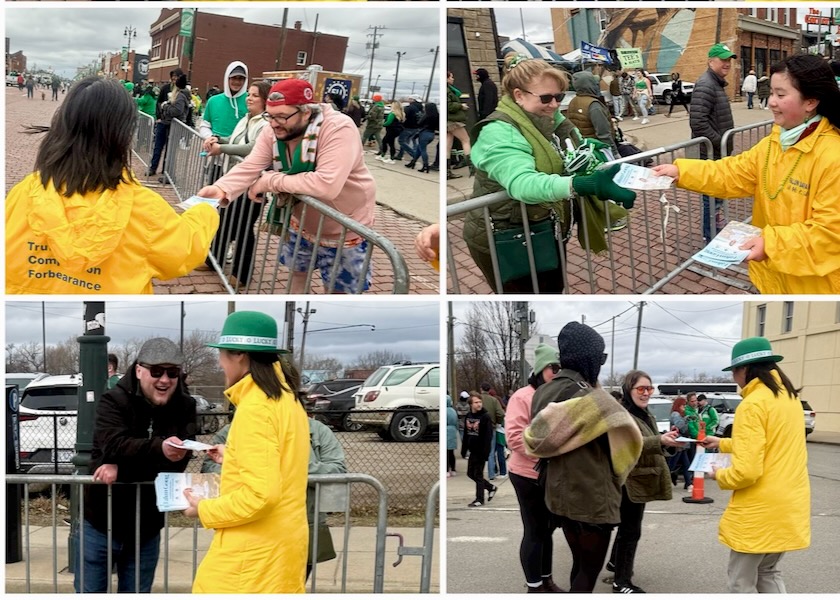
{"left": 121, "top": 46, "right": 128, "bottom": 62}
{"left": 616, "top": 48, "right": 644, "bottom": 70}
{"left": 180, "top": 9, "right": 195, "bottom": 38}
{"left": 834, "top": 8, "right": 840, "bottom": 24}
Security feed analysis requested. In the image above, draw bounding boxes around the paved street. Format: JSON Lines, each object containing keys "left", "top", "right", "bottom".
{"left": 446, "top": 439, "right": 840, "bottom": 594}
{"left": 446, "top": 100, "right": 772, "bottom": 295}
{"left": 5, "top": 87, "right": 440, "bottom": 295}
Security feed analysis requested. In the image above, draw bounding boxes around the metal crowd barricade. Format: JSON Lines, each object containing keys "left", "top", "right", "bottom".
{"left": 385, "top": 481, "right": 439, "bottom": 593}
{"left": 447, "top": 137, "right": 715, "bottom": 294}
{"left": 131, "top": 111, "right": 155, "bottom": 169}
{"left": 642, "top": 119, "right": 774, "bottom": 294}
{"left": 150, "top": 126, "right": 409, "bottom": 294}
{"left": 6, "top": 473, "right": 389, "bottom": 594}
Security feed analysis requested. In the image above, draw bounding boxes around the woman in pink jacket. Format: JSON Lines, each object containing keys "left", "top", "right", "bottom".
{"left": 505, "top": 343, "right": 564, "bottom": 593}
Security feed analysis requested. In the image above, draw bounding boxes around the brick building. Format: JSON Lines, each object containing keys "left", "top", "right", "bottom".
{"left": 147, "top": 9, "right": 348, "bottom": 99}
{"left": 8, "top": 50, "right": 27, "bottom": 74}
{"left": 597, "top": 8, "right": 801, "bottom": 101}
{"left": 447, "top": 8, "right": 502, "bottom": 129}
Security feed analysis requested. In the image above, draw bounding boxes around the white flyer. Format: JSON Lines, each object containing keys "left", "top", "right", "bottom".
{"left": 154, "top": 472, "right": 221, "bottom": 512}
{"left": 165, "top": 439, "right": 215, "bottom": 451}
{"left": 175, "top": 195, "right": 220, "bottom": 211}
{"left": 687, "top": 452, "right": 732, "bottom": 474}
{"left": 692, "top": 221, "right": 761, "bottom": 270}
{"left": 611, "top": 163, "right": 674, "bottom": 190}
{"left": 674, "top": 436, "right": 699, "bottom": 443}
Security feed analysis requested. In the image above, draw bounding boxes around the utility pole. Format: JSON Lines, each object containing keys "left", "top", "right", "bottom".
{"left": 425, "top": 46, "right": 439, "bottom": 103}
{"left": 633, "top": 302, "right": 645, "bottom": 370}
{"left": 41, "top": 302, "right": 47, "bottom": 372}
{"left": 310, "top": 13, "right": 320, "bottom": 66}
{"left": 447, "top": 302, "right": 456, "bottom": 398}
{"left": 123, "top": 25, "right": 136, "bottom": 82}
{"left": 516, "top": 302, "right": 530, "bottom": 388}
{"left": 284, "top": 301, "right": 296, "bottom": 354}
{"left": 297, "top": 303, "right": 317, "bottom": 373}
{"left": 392, "top": 51, "right": 406, "bottom": 101}
{"left": 610, "top": 316, "right": 616, "bottom": 384}
{"left": 179, "top": 302, "right": 185, "bottom": 353}
{"left": 366, "top": 26, "right": 385, "bottom": 98}
{"left": 275, "top": 8, "right": 289, "bottom": 70}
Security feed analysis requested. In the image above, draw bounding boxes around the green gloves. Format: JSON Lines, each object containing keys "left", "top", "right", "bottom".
{"left": 572, "top": 164, "right": 637, "bottom": 209}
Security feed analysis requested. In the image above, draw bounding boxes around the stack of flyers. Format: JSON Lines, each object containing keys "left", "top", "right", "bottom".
{"left": 687, "top": 452, "right": 732, "bottom": 474}
{"left": 692, "top": 221, "right": 762, "bottom": 270}
{"left": 154, "top": 472, "right": 220, "bottom": 512}
{"left": 175, "top": 195, "right": 220, "bottom": 211}
{"left": 611, "top": 163, "right": 674, "bottom": 191}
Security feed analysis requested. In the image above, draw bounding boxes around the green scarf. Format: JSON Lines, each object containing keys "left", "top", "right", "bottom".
{"left": 524, "top": 387, "right": 643, "bottom": 484}
{"left": 448, "top": 84, "right": 462, "bottom": 97}
{"left": 494, "top": 96, "right": 622, "bottom": 254}
{"left": 265, "top": 136, "right": 318, "bottom": 229}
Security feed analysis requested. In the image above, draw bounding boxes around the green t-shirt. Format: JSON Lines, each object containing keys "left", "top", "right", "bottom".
{"left": 202, "top": 93, "right": 248, "bottom": 138}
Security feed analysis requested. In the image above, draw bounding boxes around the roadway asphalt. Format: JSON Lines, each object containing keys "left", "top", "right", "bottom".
{"left": 446, "top": 438, "right": 840, "bottom": 594}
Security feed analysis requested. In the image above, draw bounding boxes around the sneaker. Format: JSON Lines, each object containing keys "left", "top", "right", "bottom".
{"left": 615, "top": 116, "right": 623, "bottom": 121}
{"left": 488, "top": 485, "right": 498, "bottom": 502}
{"left": 613, "top": 582, "right": 646, "bottom": 593}
{"left": 467, "top": 500, "right": 483, "bottom": 508}
{"left": 640, "top": 118, "right": 649, "bottom": 125}
{"left": 383, "top": 158, "right": 395, "bottom": 164}
{"left": 605, "top": 217, "right": 628, "bottom": 233}
{"left": 685, "top": 484, "right": 694, "bottom": 492}
{"left": 606, "top": 561, "right": 616, "bottom": 573}
{"left": 374, "top": 154, "right": 384, "bottom": 161}
{"left": 632, "top": 116, "right": 639, "bottom": 121}
{"left": 496, "top": 474, "right": 508, "bottom": 481}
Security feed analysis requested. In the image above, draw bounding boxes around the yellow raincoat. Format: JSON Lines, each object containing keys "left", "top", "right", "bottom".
{"left": 193, "top": 365, "right": 310, "bottom": 593}
{"left": 5, "top": 173, "right": 219, "bottom": 294}
{"left": 716, "top": 371, "right": 810, "bottom": 554}
{"left": 674, "top": 117, "right": 840, "bottom": 294}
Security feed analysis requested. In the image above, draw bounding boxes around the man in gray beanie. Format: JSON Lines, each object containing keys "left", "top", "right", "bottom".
{"left": 73, "top": 337, "right": 197, "bottom": 593}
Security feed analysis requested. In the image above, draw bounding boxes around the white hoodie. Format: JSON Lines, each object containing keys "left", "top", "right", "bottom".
{"left": 199, "top": 60, "right": 249, "bottom": 139}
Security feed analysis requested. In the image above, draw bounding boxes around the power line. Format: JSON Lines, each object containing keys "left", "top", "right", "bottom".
{"left": 652, "top": 302, "right": 732, "bottom": 348}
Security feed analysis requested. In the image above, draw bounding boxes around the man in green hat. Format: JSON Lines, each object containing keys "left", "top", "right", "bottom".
{"left": 691, "top": 42, "right": 736, "bottom": 244}
{"left": 700, "top": 337, "right": 809, "bottom": 593}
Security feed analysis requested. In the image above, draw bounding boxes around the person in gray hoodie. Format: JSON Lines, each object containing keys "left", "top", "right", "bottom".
{"left": 566, "top": 71, "right": 619, "bottom": 156}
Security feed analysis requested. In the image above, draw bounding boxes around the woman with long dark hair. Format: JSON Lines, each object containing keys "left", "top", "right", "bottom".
{"left": 654, "top": 54, "right": 840, "bottom": 294}
{"left": 607, "top": 370, "right": 683, "bottom": 594}
{"left": 667, "top": 397, "right": 693, "bottom": 490}
{"left": 666, "top": 72, "right": 690, "bottom": 117}
{"left": 5, "top": 76, "right": 219, "bottom": 294}
{"left": 406, "top": 102, "right": 439, "bottom": 173}
{"left": 505, "top": 344, "right": 565, "bottom": 592}
{"left": 184, "top": 311, "right": 310, "bottom": 593}
{"left": 701, "top": 337, "right": 809, "bottom": 592}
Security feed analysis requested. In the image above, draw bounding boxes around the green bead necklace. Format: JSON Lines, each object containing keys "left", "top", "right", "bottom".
{"left": 763, "top": 143, "right": 803, "bottom": 201}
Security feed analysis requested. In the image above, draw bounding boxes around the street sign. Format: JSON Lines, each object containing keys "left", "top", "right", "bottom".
{"left": 805, "top": 15, "right": 831, "bottom": 25}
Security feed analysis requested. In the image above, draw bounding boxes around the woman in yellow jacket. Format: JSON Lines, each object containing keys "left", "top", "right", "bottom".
{"left": 184, "top": 311, "right": 310, "bottom": 593}
{"left": 701, "top": 337, "right": 810, "bottom": 593}
{"left": 5, "top": 77, "right": 219, "bottom": 294}
{"left": 653, "top": 54, "right": 840, "bottom": 294}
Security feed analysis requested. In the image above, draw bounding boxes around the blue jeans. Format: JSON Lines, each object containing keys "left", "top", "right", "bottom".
{"left": 702, "top": 195, "right": 724, "bottom": 243}
{"left": 396, "top": 128, "right": 420, "bottom": 159}
{"left": 487, "top": 433, "right": 507, "bottom": 479}
{"left": 149, "top": 122, "right": 170, "bottom": 174}
{"left": 746, "top": 92, "right": 755, "bottom": 109}
{"left": 73, "top": 519, "right": 160, "bottom": 593}
{"left": 410, "top": 130, "right": 436, "bottom": 166}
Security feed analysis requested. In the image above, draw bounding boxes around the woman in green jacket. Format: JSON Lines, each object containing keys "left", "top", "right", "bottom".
{"left": 463, "top": 55, "right": 635, "bottom": 294}
{"left": 447, "top": 71, "right": 472, "bottom": 179}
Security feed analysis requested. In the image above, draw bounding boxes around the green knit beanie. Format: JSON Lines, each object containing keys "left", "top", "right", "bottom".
{"left": 533, "top": 343, "right": 559, "bottom": 375}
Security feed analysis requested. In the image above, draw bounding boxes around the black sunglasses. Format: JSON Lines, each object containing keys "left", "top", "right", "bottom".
{"left": 139, "top": 363, "right": 181, "bottom": 379}
{"left": 523, "top": 89, "right": 565, "bottom": 105}
{"left": 601, "top": 353, "right": 608, "bottom": 365}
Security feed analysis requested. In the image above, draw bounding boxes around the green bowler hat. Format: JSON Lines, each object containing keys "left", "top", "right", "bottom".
{"left": 722, "top": 337, "right": 783, "bottom": 371}
{"left": 207, "top": 311, "right": 289, "bottom": 354}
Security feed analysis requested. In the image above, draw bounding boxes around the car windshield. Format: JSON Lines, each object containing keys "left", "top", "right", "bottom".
{"left": 648, "top": 402, "right": 672, "bottom": 422}
{"left": 21, "top": 387, "right": 79, "bottom": 411}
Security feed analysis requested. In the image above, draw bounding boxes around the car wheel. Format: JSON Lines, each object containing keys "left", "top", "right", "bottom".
{"left": 341, "top": 413, "right": 363, "bottom": 432}
{"left": 723, "top": 425, "right": 733, "bottom": 438}
{"left": 390, "top": 411, "right": 427, "bottom": 443}
{"left": 205, "top": 416, "right": 220, "bottom": 435}
{"left": 662, "top": 90, "right": 672, "bottom": 105}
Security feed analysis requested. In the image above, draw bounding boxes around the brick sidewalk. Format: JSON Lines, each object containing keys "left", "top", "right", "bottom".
{"left": 5, "top": 87, "right": 439, "bottom": 295}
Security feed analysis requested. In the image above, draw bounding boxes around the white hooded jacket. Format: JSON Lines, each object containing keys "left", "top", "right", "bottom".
{"left": 199, "top": 60, "right": 249, "bottom": 139}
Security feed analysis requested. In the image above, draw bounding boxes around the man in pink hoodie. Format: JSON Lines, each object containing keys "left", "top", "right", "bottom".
{"left": 197, "top": 79, "right": 376, "bottom": 293}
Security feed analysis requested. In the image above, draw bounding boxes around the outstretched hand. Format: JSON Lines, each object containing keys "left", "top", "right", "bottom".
{"left": 571, "top": 164, "right": 637, "bottom": 209}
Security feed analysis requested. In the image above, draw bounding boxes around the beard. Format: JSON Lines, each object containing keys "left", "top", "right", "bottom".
{"left": 274, "top": 120, "right": 309, "bottom": 141}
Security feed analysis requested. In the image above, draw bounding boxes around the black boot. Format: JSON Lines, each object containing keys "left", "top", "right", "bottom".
{"left": 405, "top": 159, "right": 417, "bottom": 169}
{"left": 418, "top": 164, "right": 430, "bottom": 173}
{"left": 447, "top": 160, "right": 462, "bottom": 179}
{"left": 465, "top": 154, "right": 475, "bottom": 177}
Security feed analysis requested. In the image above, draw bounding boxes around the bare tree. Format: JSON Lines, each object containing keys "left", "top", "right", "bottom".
{"left": 454, "top": 309, "right": 494, "bottom": 394}
{"left": 45, "top": 337, "right": 80, "bottom": 374}
{"left": 351, "top": 350, "right": 410, "bottom": 370}
{"left": 304, "top": 354, "right": 344, "bottom": 378}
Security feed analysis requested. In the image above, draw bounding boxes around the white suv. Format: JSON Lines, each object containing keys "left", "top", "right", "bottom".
{"left": 17, "top": 374, "right": 82, "bottom": 476}
{"left": 352, "top": 362, "right": 440, "bottom": 442}
{"left": 648, "top": 73, "right": 694, "bottom": 105}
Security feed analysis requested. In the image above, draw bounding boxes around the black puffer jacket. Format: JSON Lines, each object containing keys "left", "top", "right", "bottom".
{"left": 84, "top": 366, "right": 197, "bottom": 543}
{"left": 689, "top": 68, "right": 734, "bottom": 159}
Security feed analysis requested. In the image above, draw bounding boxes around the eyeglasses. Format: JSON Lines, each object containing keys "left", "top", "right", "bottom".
{"left": 633, "top": 386, "right": 655, "bottom": 394}
{"left": 139, "top": 363, "right": 181, "bottom": 379}
{"left": 550, "top": 364, "right": 561, "bottom": 374}
{"left": 523, "top": 89, "right": 565, "bottom": 105}
{"left": 262, "top": 109, "right": 301, "bottom": 124}
{"left": 601, "top": 353, "right": 608, "bottom": 365}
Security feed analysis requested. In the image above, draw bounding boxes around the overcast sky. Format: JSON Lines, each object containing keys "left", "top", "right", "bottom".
{"left": 5, "top": 6, "right": 441, "bottom": 100}
{"left": 453, "top": 300, "right": 748, "bottom": 383}
{"left": 5, "top": 300, "right": 441, "bottom": 367}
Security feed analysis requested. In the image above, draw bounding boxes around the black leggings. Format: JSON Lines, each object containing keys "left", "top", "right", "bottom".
{"left": 381, "top": 129, "right": 400, "bottom": 158}
{"left": 558, "top": 516, "right": 613, "bottom": 593}
{"left": 447, "top": 449, "right": 456, "bottom": 472}
{"left": 510, "top": 473, "right": 557, "bottom": 585}
{"left": 467, "top": 453, "right": 493, "bottom": 502}
{"left": 668, "top": 99, "right": 690, "bottom": 115}
{"left": 609, "top": 487, "right": 646, "bottom": 586}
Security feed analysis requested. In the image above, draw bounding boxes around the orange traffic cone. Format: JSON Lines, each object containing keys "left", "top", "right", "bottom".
{"left": 682, "top": 420, "right": 714, "bottom": 504}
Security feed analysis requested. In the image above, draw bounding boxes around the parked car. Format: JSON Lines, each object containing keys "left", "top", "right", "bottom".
{"left": 705, "top": 392, "right": 812, "bottom": 438}
{"left": 647, "top": 397, "right": 674, "bottom": 434}
{"left": 352, "top": 362, "right": 440, "bottom": 442}
{"left": 647, "top": 72, "right": 694, "bottom": 105}
{"left": 6, "top": 372, "right": 49, "bottom": 394}
{"left": 801, "top": 399, "right": 815, "bottom": 436}
{"left": 17, "top": 374, "right": 81, "bottom": 476}
{"left": 302, "top": 379, "right": 365, "bottom": 411}
{"left": 193, "top": 395, "right": 223, "bottom": 435}
{"left": 311, "top": 385, "right": 363, "bottom": 432}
